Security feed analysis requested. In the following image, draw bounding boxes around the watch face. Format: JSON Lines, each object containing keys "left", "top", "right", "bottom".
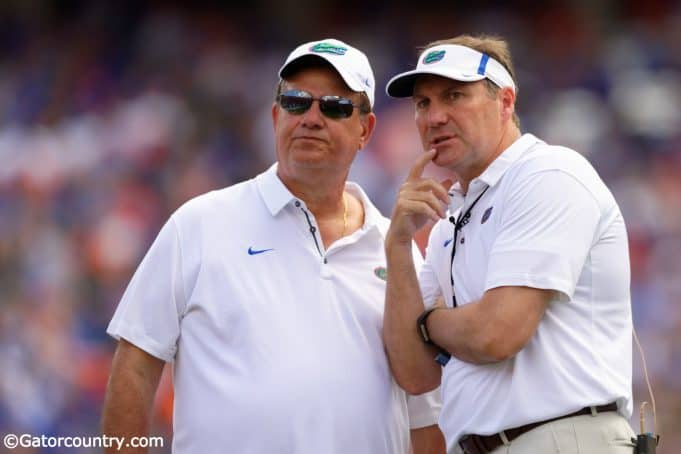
{"left": 417, "top": 307, "right": 451, "bottom": 366}
{"left": 419, "top": 322, "right": 431, "bottom": 343}
{"left": 417, "top": 307, "right": 439, "bottom": 344}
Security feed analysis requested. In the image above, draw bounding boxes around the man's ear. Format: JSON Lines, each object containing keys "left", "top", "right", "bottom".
{"left": 271, "top": 102, "right": 279, "bottom": 131}
{"left": 499, "top": 87, "right": 516, "bottom": 123}
{"left": 358, "top": 112, "right": 377, "bottom": 150}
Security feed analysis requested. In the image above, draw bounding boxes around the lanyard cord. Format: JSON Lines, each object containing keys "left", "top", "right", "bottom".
{"left": 449, "top": 185, "right": 489, "bottom": 307}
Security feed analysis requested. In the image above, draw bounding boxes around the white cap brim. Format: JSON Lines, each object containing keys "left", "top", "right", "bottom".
{"left": 280, "top": 55, "right": 365, "bottom": 93}
{"left": 278, "top": 39, "right": 375, "bottom": 107}
{"left": 386, "top": 68, "right": 486, "bottom": 98}
{"left": 386, "top": 44, "right": 516, "bottom": 98}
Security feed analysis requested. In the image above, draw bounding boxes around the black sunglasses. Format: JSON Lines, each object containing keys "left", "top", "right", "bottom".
{"left": 277, "top": 89, "right": 363, "bottom": 119}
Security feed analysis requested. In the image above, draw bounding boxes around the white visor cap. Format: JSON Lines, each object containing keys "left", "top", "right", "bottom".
{"left": 279, "top": 38, "right": 375, "bottom": 107}
{"left": 386, "top": 44, "right": 516, "bottom": 98}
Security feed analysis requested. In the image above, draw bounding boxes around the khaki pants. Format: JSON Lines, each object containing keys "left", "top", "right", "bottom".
{"left": 452, "top": 411, "right": 636, "bottom": 454}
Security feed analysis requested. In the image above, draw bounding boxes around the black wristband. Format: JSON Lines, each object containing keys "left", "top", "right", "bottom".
{"left": 416, "top": 307, "right": 441, "bottom": 344}
{"left": 417, "top": 307, "right": 452, "bottom": 366}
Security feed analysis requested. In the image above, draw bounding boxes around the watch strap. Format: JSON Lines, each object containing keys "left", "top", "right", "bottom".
{"left": 416, "top": 307, "right": 440, "bottom": 344}
{"left": 417, "top": 307, "right": 452, "bottom": 366}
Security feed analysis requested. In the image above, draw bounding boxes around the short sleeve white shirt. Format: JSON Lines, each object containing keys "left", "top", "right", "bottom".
{"left": 419, "top": 134, "right": 633, "bottom": 447}
{"left": 108, "top": 164, "right": 440, "bottom": 454}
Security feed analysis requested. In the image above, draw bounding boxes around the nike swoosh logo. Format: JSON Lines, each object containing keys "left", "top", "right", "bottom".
{"left": 248, "top": 246, "right": 274, "bottom": 255}
{"left": 443, "top": 238, "right": 453, "bottom": 248}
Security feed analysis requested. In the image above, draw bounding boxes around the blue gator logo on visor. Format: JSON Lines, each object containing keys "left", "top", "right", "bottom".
{"left": 310, "top": 43, "right": 348, "bottom": 55}
{"left": 423, "top": 50, "right": 446, "bottom": 64}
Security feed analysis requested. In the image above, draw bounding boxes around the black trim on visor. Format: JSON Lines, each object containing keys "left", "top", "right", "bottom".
{"left": 385, "top": 73, "right": 422, "bottom": 98}
{"left": 385, "top": 70, "right": 486, "bottom": 98}
{"left": 280, "top": 55, "right": 334, "bottom": 79}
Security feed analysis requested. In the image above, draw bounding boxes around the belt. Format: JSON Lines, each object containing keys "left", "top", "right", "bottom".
{"left": 458, "top": 402, "right": 618, "bottom": 454}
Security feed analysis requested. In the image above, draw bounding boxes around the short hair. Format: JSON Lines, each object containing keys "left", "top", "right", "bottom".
{"left": 274, "top": 60, "right": 371, "bottom": 115}
{"left": 422, "top": 34, "right": 520, "bottom": 128}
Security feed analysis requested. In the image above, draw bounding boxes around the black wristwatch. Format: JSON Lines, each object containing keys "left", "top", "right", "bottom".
{"left": 416, "top": 307, "right": 452, "bottom": 367}
{"left": 416, "top": 307, "right": 440, "bottom": 344}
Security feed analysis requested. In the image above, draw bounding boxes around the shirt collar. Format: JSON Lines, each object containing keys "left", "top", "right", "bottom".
{"left": 256, "top": 163, "right": 296, "bottom": 216}
{"left": 449, "top": 133, "right": 543, "bottom": 197}
{"left": 346, "top": 181, "right": 385, "bottom": 232}
{"left": 256, "top": 163, "right": 385, "bottom": 231}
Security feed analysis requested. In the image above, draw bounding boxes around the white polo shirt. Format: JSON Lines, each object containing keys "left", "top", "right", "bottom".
{"left": 419, "top": 134, "right": 633, "bottom": 448}
{"left": 108, "top": 164, "right": 440, "bottom": 454}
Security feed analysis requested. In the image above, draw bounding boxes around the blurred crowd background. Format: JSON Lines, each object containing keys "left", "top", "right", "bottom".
{"left": 0, "top": 0, "right": 679, "bottom": 452}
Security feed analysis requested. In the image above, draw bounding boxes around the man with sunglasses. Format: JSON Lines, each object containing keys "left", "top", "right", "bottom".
{"left": 382, "top": 35, "right": 635, "bottom": 453}
{"left": 102, "top": 38, "right": 443, "bottom": 454}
